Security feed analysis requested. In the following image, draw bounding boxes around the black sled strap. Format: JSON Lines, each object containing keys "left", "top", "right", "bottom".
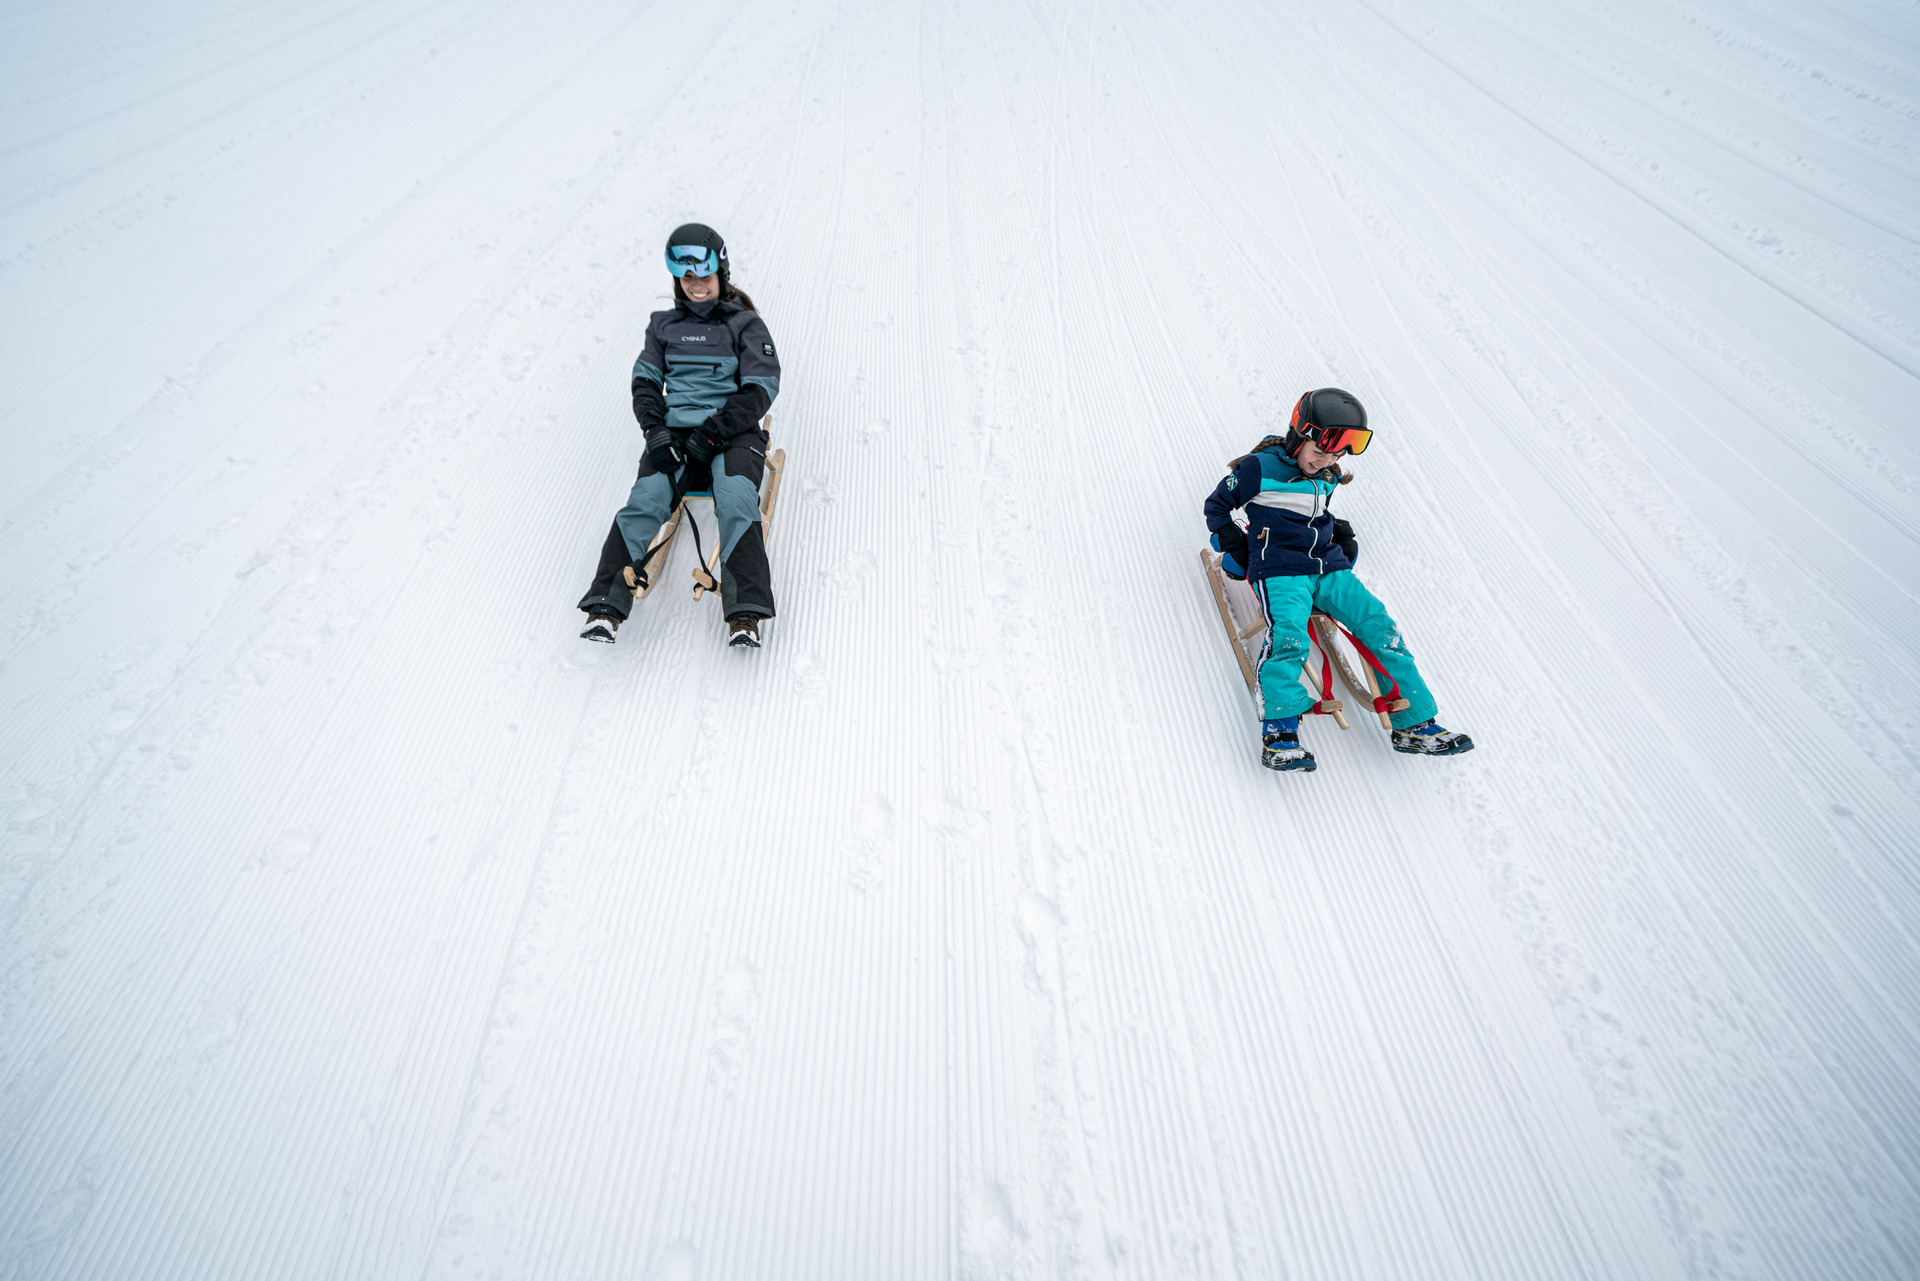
{"left": 684, "top": 501, "right": 719, "bottom": 594}
{"left": 623, "top": 471, "right": 695, "bottom": 589}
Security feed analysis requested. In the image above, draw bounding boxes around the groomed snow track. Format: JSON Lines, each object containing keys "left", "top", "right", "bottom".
{"left": 3, "top": 1, "right": 1918, "bottom": 1277}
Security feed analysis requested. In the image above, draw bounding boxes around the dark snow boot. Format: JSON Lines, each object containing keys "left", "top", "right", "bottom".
{"left": 1391, "top": 719, "right": 1474, "bottom": 756}
{"left": 1260, "top": 716, "right": 1316, "bottom": 773}
{"left": 579, "top": 610, "right": 620, "bottom": 644}
{"left": 727, "top": 615, "right": 761, "bottom": 648}
{"left": 576, "top": 568, "right": 632, "bottom": 643}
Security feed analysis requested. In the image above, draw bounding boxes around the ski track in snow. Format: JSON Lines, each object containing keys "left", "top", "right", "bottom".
{"left": 2, "top": 1, "right": 1917, "bottom": 1277}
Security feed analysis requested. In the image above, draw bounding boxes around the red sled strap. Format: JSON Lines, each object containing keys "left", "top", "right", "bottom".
{"left": 1335, "top": 623, "right": 1412, "bottom": 715}
{"left": 1307, "top": 640, "right": 1340, "bottom": 718}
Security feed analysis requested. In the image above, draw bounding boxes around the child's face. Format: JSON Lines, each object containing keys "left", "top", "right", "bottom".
{"left": 1295, "top": 440, "right": 1341, "bottom": 474}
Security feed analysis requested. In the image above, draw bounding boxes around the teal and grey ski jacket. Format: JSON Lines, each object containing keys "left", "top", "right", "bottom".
{"left": 631, "top": 297, "right": 780, "bottom": 440}
{"left": 1204, "top": 444, "right": 1353, "bottom": 579}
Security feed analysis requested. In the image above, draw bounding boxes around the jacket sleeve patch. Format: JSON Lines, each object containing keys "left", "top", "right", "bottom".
{"left": 762, "top": 342, "right": 774, "bottom": 356}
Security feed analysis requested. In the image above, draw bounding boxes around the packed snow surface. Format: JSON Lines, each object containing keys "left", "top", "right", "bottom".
{"left": 4, "top": 0, "right": 1919, "bottom": 1277}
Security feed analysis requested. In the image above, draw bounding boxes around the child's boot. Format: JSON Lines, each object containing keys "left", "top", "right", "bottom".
{"left": 1261, "top": 716, "right": 1316, "bottom": 772}
{"left": 1391, "top": 719, "right": 1475, "bottom": 756}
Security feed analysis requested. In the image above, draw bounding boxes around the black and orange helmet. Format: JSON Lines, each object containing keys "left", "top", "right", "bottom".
{"left": 1285, "top": 388, "right": 1372, "bottom": 457}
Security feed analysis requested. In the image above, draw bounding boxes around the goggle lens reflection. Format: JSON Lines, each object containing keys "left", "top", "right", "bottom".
{"left": 666, "top": 245, "right": 720, "bottom": 277}
{"left": 1316, "top": 425, "right": 1371, "bottom": 455}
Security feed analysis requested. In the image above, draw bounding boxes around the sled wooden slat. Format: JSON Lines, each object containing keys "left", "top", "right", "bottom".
{"left": 760, "top": 447, "right": 786, "bottom": 539}
{"left": 1201, "top": 549, "right": 1261, "bottom": 694}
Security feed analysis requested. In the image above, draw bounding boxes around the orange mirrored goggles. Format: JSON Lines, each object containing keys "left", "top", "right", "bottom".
{"left": 1303, "top": 423, "right": 1372, "bottom": 455}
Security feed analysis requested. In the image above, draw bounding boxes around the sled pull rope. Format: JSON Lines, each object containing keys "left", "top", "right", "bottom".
{"left": 683, "top": 500, "right": 719, "bottom": 595}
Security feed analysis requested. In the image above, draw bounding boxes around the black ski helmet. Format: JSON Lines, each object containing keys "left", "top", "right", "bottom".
{"left": 664, "top": 222, "right": 730, "bottom": 295}
{"left": 1284, "top": 387, "right": 1372, "bottom": 457}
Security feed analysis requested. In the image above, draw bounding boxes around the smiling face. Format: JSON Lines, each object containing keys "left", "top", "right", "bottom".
{"left": 1294, "top": 439, "right": 1341, "bottom": 475}
{"left": 680, "top": 270, "right": 720, "bottom": 303}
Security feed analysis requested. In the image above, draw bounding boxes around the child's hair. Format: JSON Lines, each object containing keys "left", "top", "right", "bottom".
{"left": 1230, "top": 434, "right": 1352, "bottom": 482}
{"left": 673, "top": 277, "right": 759, "bottom": 313}
{"left": 1229, "top": 435, "right": 1291, "bottom": 469}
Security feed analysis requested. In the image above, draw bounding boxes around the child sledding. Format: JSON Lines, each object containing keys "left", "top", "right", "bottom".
{"left": 1203, "top": 388, "right": 1475, "bottom": 773}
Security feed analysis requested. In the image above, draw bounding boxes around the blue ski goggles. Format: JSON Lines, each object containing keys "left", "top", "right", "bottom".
{"left": 665, "top": 244, "right": 721, "bottom": 278}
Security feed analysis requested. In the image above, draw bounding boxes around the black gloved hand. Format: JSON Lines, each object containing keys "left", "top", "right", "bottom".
{"left": 1331, "top": 518, "right": 1358, "bottom": 566}
{"left": 645, "top": 430, "right": 683, "bottom": 474}
{"left": 1212, "top": 524, "right": 1250, "bottom": 580}
{"left": 684, "top": 419, "right": 727, "bottom": 464}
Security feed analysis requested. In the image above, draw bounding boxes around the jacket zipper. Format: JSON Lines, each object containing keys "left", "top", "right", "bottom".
{"left": 1309, "top": 479, "right": 1325, "bottom": 571}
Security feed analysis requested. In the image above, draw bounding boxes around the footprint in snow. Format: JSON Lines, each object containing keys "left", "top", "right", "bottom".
{"left": 706, "top": 961, "right": 762, "bottom": 1092}
{"left": 959, "top": 1179, "right": 1023, "bottom": 1277}
{"left": 841, "top": 793, "right": 896, "bottom": 892}
{"left": 647, "top": 1240, "right": 699, "bottom": 1281}
{"left": 788, "top": 649, "right": 827, "bottom": 703}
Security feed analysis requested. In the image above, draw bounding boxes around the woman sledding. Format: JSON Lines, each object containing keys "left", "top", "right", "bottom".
{"left": 1204, "top": 388, "right": 1475, "bottom": 772}
{"left": 578, "top": 223, "right": 779, "bottom": 648}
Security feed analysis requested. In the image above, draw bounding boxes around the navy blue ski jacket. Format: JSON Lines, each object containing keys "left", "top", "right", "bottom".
{"left": 1204, "top": 445, "right": 1353, "bottom": 579}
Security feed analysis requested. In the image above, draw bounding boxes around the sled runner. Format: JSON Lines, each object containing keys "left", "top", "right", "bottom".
{"left": 1200, "top": 548, "right": 1411, "bottom": 732}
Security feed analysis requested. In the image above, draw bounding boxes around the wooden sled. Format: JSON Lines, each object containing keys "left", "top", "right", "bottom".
{"left": 1201, "top": 549, "right": 1419, "bottom": 733}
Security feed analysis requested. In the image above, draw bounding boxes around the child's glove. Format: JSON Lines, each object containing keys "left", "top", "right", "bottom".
{"left": 1331, "top": 518, "right": 1358, "bottom": 566}
{"left": 1211, "top": 527, "right": 1248, "bottom": 580}
{"left": 684, "top": 419, "right": 728, "bottom": 464}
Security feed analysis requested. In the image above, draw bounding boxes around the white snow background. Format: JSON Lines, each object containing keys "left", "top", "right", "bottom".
{"left": 3, "top": 0, "right": 1918, "bottom": 1277}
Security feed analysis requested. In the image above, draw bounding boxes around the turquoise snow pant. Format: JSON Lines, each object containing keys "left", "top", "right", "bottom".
{"left": 1254, "top": 570, "right": 1438, "bottom": 730}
